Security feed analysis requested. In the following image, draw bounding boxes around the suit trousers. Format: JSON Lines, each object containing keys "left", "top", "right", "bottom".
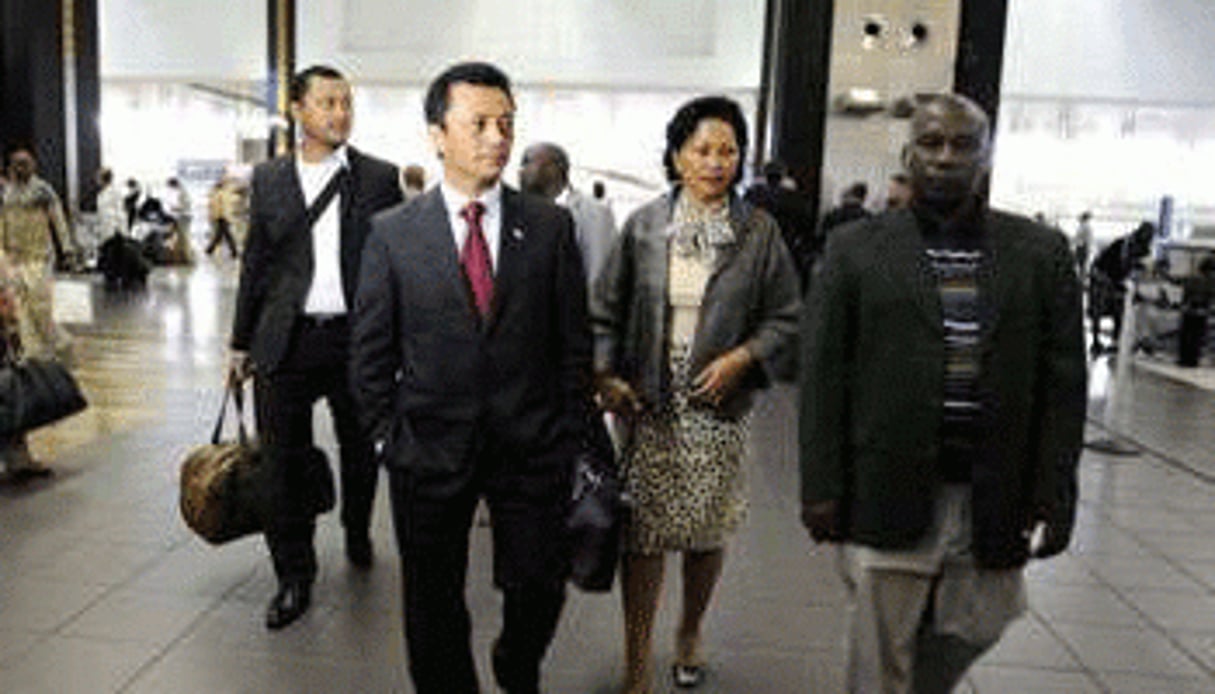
{"left": 254, "top": 317, "right": 376, "bottom": 584}
{"left": 388, "top": 437, "right": 573, "bottom": 694}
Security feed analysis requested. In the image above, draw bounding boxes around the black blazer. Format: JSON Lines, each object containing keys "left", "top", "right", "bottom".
{"left": 350, "top": 186, "right": 596, "bottom": 480}
{"left": 231, "top": 147, "right": 402, "bottom": 371}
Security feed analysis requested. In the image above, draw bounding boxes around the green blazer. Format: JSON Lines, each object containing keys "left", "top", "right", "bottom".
{"left": 799, "top": 207, "right": 1086, "bottom": 568}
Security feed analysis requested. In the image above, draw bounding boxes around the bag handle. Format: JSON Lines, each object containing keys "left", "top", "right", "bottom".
{"left": 210, "top": 382, "right": 251, "bottom": 446}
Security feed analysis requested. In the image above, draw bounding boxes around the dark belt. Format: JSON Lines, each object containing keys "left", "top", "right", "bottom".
{"left": 299, "top": 313, "right": 347, "bottom": 327}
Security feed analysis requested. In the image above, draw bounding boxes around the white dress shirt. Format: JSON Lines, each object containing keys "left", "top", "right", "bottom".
{"left": 440, "top": 180, "right": 503, "bottom": 272}
{"left": 299, "top": 146, "right": 349, "bottom": 315}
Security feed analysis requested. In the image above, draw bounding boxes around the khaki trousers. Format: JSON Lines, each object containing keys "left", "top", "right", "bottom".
{"left": 839, "top": 485, "right": 1027, "bottom": 694}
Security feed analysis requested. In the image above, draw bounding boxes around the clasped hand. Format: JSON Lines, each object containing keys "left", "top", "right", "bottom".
{"left": 690, "top": 346, "right": 753, "bottom": 407}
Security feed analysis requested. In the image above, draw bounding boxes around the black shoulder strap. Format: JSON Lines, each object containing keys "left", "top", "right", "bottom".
{"left": 304, "top": 168, "right": 348, "bottom": 230}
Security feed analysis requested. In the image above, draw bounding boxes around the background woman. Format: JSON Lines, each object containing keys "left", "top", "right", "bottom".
{"left": 591, "top": 96, "right": 800, "bottom": 692}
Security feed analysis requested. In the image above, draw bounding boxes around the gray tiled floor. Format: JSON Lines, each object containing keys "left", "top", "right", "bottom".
{"left": 0, "top": 260, "right": 1213, "bottom": 692}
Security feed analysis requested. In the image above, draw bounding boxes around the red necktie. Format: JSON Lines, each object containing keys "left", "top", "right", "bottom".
{"left": 459, "top": 201, "right": 493, "bottom": 317}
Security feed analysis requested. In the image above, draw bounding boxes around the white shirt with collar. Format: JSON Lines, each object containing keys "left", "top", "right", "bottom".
{"left": 299, "top": 145, "right": 348, "bottom": 315}
{"left": 440, "top": 179, "right": 503, "bottom": 272}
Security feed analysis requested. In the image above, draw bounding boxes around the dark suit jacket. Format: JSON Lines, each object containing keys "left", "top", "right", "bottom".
{"left": 231, "top": 147, "right": 402, "bottom": 371}
{"left": 800, "top": 207, "right": 1087, "bottom": 568}
{"left": 350, "top": 186, "right": 597, "bottom": 485}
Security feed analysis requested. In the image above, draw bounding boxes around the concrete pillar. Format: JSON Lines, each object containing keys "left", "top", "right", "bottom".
{"left": 267, "top": 0, "right": 295, "bottom": 158}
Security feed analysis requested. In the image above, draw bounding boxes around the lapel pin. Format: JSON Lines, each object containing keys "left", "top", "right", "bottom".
{"left": 511, "top": 227, "right": 524, "bottom": 241}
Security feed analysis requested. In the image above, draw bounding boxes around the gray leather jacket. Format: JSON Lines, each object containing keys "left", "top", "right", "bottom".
{"left": 591, "top": 190, "right": 800, "bottom": 419}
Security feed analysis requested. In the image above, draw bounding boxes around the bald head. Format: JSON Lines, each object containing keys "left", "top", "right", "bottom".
{"left": 905, "top": 94, "right": 991, "bottom": 212}
{"left": 519, "top": 143, "right": 569, "bottom": 199}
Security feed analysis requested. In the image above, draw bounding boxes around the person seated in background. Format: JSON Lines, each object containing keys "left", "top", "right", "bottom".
{"left": 1088, "top": 221, "right": 1155, "bottom": 356}
{"left": 96, "top": 168, "right": 127, "bottom": 239}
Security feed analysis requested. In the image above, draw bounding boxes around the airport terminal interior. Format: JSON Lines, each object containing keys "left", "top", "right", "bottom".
{"left": 2, "top": 0, "right": 1215, "bottom": 692}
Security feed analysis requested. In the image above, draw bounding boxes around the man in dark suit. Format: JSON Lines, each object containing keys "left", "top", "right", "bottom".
{"left": 351, "top": 62, "right": 600, "bottom": 694}
{"left": 228, "top": 65, "right": 402, "bottom": 630}
{"left": 800, "top": 94, "right": 1086, "bottom": 692}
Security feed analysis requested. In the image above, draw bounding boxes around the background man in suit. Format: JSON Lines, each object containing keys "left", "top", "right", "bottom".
{"left": 519, "top": 142, "right": 617, "bottom": 291}
{"left": 228, "top": 65, "right": 403, "bottom": 630}
{"left": 351, "top": 62, "right": 601, "bottom": 694}
{"left": 800, "top": 94, "right": 1086, "bottom": 693}
{"left": 744, "top": 160, "right": 817, "bottom": 285}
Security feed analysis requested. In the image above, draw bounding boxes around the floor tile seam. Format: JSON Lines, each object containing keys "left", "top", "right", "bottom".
{"left": 0, "top": 630, "right": 57, "bottom": 671}
{"left": 1085, "top": 418, "right": 1215, "bottom": 487}
{"left": 969, "top": 661, "right": 1111, "bottom": 694}
{"left": 1095, "top": 519, "right": 1215, "bottom": 598}
{"left": 1022, "top": 607, "right": 1116, "bottom": 693}
{"left": 114, "top": 571, "right": 255, "bottom": 693}
{"left": 42, "top": 575, "right": 133, "bottom": 639}
{"left": 1056, "top": 561, "right": 1215, "bottom": 680}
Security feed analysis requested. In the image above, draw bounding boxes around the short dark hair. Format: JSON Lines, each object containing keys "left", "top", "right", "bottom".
{"left": 663, "top": 96, "right": 748, "bottom": 185}
{"left": 845, "top": 181, "right": 868, "bottom": 201}
{"left": 762, "top": 161, "right": 787, "bottom": 185}
{"left": 424, "top": 62, "right": 513, "bottom": 127}
{"left": 289, "top": 65, "right": 346, "bottom": 104}
{"left": 6, "top": 144, "right": 35, "bottom": 165}
{"left": 533, "top": 143, "right": 570, "bottom": 180}
{"left": 402, "top": 164, "right": 425, "bottom": 189}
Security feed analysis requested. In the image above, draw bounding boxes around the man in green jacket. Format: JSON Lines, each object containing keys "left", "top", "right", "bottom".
{"left": 799, "top": 94, "right": 1086, "bottom": 693}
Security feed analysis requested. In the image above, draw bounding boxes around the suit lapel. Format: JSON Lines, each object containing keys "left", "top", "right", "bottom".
{"left": 266, "top": 158, "right": 307, "bottom": 244}
{"left": 486, "top": 187, "right": 527, "bottom": 333}
{"left": 339, "top": 148, "right": 357, "bottom": 232}
{"left": 978, "top": 213, "right": 1007, "bottom": 344}
{"left": 414, "top": 188, "right": 469, "bottom": 308}
{"left": 872, "top": 210, "right": 942, "bottom": 332}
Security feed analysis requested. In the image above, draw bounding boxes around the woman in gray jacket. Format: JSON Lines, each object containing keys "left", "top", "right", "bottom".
{"left": 591, "top": 96, "right": 800, "bottom": 693}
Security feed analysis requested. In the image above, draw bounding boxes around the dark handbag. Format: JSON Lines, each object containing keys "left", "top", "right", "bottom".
{"left": 566, "top": 447, "right": 628, "bottom": 592}
{"left": 0, "top": 358, "right": 88, "bottom": 437}
{"left": 179, "top": 385, "right": 334, "bottom": 545}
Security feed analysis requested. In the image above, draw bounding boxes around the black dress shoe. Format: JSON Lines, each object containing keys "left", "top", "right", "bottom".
{"left": 491, "top": 639, "right": 539, "bottom": 694}
{"left": 345, "top": 530, "right": 373, "bottom": 569}
{"left": 265, "top": 582, "right": 311, "bottom": 630}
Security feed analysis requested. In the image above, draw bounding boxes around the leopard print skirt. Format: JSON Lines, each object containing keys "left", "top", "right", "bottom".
{"left": 623, "top": 343, "right": 750, "bottom": 554}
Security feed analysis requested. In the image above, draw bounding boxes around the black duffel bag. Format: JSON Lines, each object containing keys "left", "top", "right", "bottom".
{"left": 0, "top": 358, "right": 88, "bottom": 437}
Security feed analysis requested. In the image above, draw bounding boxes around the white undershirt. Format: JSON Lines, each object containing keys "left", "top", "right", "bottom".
{"left": 440, "top": 180, "right": 503, "bottom": 272}
{"left": 299, "top": 146, "right": 348, "bottom": 315}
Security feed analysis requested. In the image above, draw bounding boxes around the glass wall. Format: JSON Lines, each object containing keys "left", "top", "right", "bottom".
{"left": 991, "top": 96, "right": 1215, "bottom": 245}
{"left": 100, "top": 79, "right": 755, "bottom": 224}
